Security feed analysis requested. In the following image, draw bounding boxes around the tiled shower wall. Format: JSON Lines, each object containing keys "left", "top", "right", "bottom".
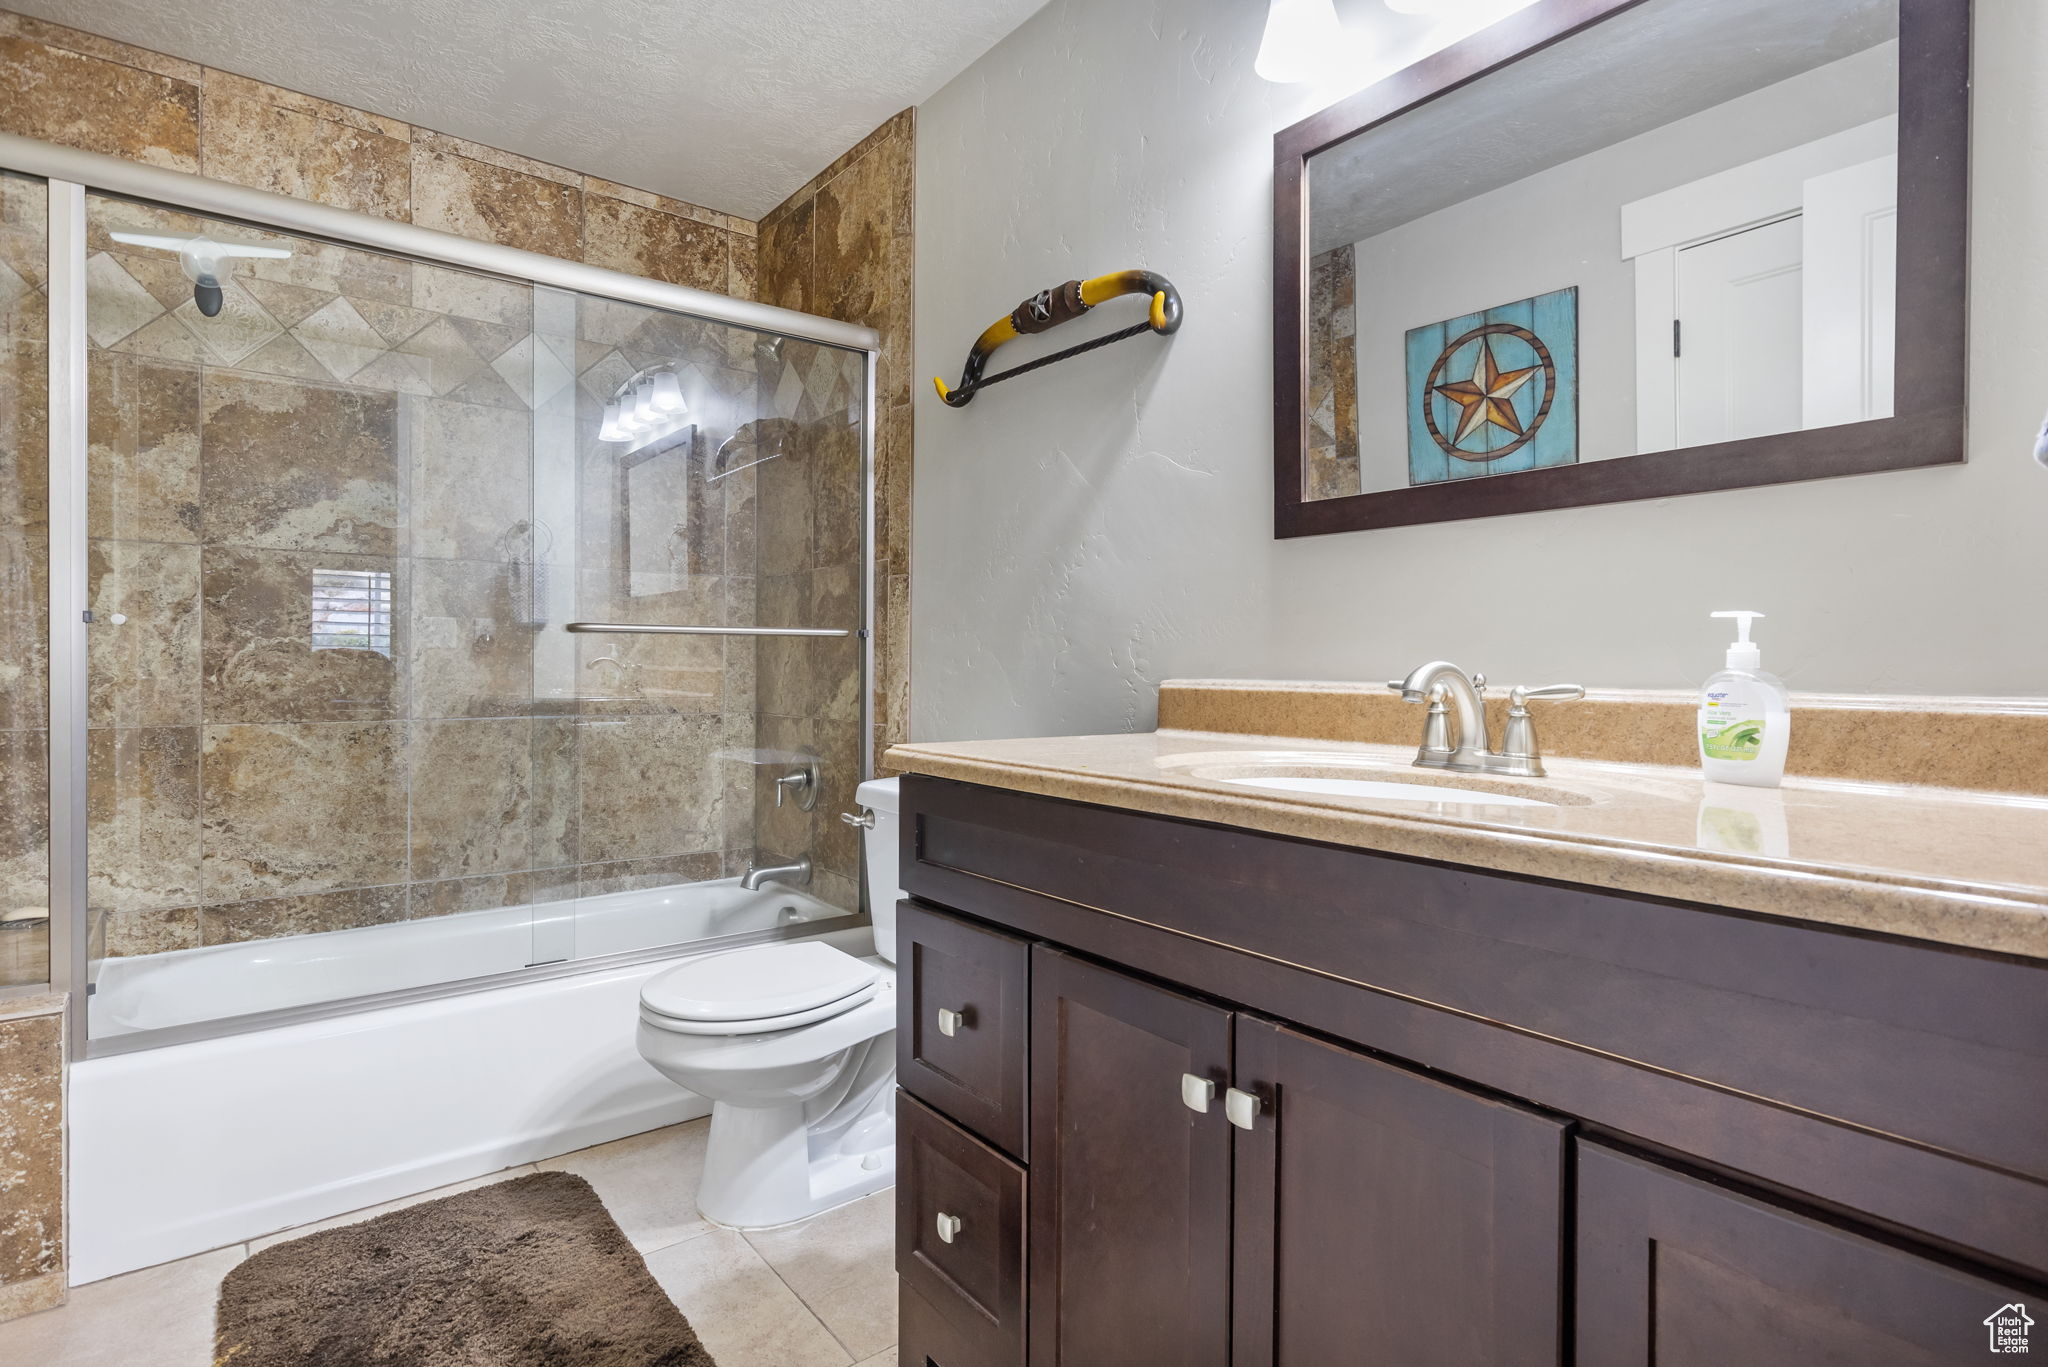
{"left": 756, "top": 110, "right": 916, "bottom": 772}
{"left": 0, "top": 10, "right": 918, "bottom": 950}
{"left": 0, "top": 994, "right": 62, "bottom": 1319}
{"left": 78, "top": 207, "right": 789, "bottom": 953}
{"left": 0, "top": 13, "right": 758, "bottom": 288}
{"left": 0, "top": 173, "right": 49, "bottom": 988}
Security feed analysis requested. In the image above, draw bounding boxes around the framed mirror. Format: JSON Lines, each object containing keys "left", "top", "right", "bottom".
{"left": 1273, "top": 0, "right": 1968, "bottom": 537}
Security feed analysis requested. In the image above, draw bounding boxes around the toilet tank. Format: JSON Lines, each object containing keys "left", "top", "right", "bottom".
{"left": 855, "top": 777, "right": 904, "bottom": 963}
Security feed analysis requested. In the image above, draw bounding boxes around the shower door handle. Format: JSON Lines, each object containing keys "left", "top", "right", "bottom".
{"left": 564, "top": 623, "right": 850, "bottom": 637}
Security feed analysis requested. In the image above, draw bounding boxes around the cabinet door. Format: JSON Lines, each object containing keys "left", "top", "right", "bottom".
{"left": 1578, "top": 1143, "right": 2037, "bottom": 1366}
{"left": 1028, "top": 948, "right": 1233, "bottom": 1367}
{"left": 1230, "top": 1017, "right": 1568, "bottom": 1367}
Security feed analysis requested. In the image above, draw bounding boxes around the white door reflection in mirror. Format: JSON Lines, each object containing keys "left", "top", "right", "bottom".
{"left": 1674, "top": 216, "right": 1804, "bottom": 448}
{"left": 1802, "top": 155, "right": 1898, "bottom": 430}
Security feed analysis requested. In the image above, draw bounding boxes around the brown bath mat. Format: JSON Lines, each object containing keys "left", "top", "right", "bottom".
{"left": 215, "top": 1170, "right": 715, "bottom": 1366}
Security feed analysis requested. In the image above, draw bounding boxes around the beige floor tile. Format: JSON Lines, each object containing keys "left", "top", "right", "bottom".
{"left": 852, "top": 1352, "right": 897, "bottom": 1366}
{"left": 535, "top": 1117, "right": 714, "bottom": 1252}
{"left": 0, "top": 1246, "right": 244, "bottom": 1367}
{"left": 247, "top": 1164, "right": 538, "bottom": 1251}
{"left": 744, "top": 1191, "right": 899, "bottom": 1359}
{"left": 645, "top": 1227, "right": 853, "bottom": 1367}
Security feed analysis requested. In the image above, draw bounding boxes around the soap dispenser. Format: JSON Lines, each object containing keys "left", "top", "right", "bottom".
{"left": 1698, "top": 610, "right": 1790, "bottom": 787}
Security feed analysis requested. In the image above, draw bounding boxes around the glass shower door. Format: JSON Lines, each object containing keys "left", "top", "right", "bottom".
{"left": 80, "top": 193, "right": 552, "bottom": 1040}
{"left": 537, "top": 288, "right": 869, "bottom": 964}
{"left": 0, "top": 171, "right": 50, "bottom": 990}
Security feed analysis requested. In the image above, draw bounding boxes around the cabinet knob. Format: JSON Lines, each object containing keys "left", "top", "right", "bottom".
{"left": 935, "top": 1211, "right": 964, "bottom": 1244}
{"left": 1224, "top": 1086, "right": 1264, "bottom": 1131}
{"left": 936, "top": 1007, "right": 965, "bottom": 1037}
{"left": 1181, "top": 1072, "right": 1216, "bottom": 1114}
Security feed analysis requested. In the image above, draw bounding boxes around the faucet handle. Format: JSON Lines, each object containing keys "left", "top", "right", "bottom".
{"left": 1509, "top": 684, "right": 1585, "bottom": 708}
{"left": 1497, "top": 684, "right": 1583, "bottom": 776}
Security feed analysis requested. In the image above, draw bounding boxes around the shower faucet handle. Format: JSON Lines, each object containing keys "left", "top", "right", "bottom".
{"left": 771, "top": 756, "right": 820, "bottom": 812}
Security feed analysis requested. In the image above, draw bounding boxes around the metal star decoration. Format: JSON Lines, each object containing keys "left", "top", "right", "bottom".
{"left": 1430, "top": 338, "right": 1540, "bottom": 445}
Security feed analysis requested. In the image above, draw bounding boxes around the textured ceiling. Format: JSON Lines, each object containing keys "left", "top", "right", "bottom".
{"left": 1310, "top": 0, "right": 1899, "bottom": 252}
{"left": 18, "top": 0, "right": 1050, "bottom": 219}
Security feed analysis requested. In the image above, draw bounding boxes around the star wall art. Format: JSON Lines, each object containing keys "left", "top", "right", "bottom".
{"left": 1404, "top": 286, "right": 1578, "bottom": 486}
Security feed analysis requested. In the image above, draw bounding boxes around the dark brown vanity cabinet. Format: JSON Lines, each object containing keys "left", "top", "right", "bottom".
{"left": 1230, "top": 1018, "right": 1567, "bottom": 1367}
{"left": 900, "top": 906, "right": 1573, "bottom": 1367}
{"left": 1576, "top": 1145, "right": 2028, "bottom": 1367}
{"left": 894, "top": 776, "right": 2048, "bottom": 1367}
{"left": 1028, "top": 948, "right": 1234, "bottom": 1367}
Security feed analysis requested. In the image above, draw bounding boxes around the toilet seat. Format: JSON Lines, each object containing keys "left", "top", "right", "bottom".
{"left": 640, "top": 941, "right": 881, "bottom": 1036}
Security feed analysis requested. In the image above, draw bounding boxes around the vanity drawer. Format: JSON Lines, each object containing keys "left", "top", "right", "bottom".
{"left": 898, "top": 900, "right": 1030, "bottom": 1158}
{"left": 897, "top": 1091, "right": 1027, "bottom": 1367}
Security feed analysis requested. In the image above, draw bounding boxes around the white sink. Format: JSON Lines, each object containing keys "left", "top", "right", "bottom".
{"left": 1216, "top": 774, "right": 1560, "bottom": 808}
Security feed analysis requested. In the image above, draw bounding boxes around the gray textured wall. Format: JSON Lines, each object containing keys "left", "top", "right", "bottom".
{"left": 912, "top": 0, "right": 2048, "bottom": 743}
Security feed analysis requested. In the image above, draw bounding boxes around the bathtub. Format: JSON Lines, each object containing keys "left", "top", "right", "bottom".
{"left": 69, "top": 879, "right": 863, "bottom": 1284}
{"left": 90, "top": 878, "right": 840, "bottom": 1037}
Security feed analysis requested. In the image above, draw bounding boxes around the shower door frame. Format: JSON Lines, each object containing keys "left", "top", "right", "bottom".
{"left": 2, "top": 131, "right": 882, "bottom": 1061}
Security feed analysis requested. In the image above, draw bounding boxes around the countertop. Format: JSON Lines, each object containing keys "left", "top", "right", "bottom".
{"left": 883, "top": 728, "right": 2048, "bottom": 961}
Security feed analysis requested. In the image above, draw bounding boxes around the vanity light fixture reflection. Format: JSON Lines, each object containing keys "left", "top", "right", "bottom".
{"left": 599, "top": 366, "right": 692, "bottom": 453}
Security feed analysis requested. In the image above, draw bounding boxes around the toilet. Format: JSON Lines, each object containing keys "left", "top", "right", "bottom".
{"left": 635, "top": 777, "right": 904, "bottom": 1228}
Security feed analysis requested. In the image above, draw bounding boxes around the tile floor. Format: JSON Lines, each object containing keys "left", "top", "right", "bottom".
{"left": 0, "top": 1118, "right": 898, "bottom": 1367}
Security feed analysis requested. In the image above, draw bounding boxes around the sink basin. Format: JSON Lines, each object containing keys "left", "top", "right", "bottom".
{"left": 1215, "top": 774, "right": 1560, "bottom": 807}
{"left": 1153, "top": 749, "right": 1593, "bottom": 808}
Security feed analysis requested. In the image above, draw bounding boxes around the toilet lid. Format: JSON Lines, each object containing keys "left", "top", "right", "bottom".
{"left": 641, "top": 941, "right": 880, "bottom": 1022}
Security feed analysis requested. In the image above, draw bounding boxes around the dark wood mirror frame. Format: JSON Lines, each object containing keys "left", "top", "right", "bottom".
{"left": 1272, "top": 0, "right": 1970, "bottom": 539}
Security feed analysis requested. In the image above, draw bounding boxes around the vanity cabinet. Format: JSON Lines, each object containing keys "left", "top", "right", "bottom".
{"left": 1576, "top": 1145, "right": 2022, "bottom": 1366}
{"left": 893, "top": 776, "right": 2048, "bottom": 1367}
{"left": 1028, "top": 948, "right": 1233, "bottom": 1367}
{"left": 1230, "top": 1017, "right": 1566, "bottom": 1367}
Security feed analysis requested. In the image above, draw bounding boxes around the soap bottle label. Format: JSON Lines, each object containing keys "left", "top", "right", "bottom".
{"left": 1700, "top": 688, "right": 1765, "bottom": 761}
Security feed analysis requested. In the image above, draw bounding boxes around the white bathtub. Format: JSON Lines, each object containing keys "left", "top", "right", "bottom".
{"left": 69, "top": 879, "right": 863, "bottom": 1284}
{"left": 90, "top": 878, "right": 839, "bottom": 1037}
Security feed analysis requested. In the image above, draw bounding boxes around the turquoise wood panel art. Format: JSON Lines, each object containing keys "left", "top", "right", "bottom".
{"left": 1405, "top": 287, "right": 1578, "bottom": 486}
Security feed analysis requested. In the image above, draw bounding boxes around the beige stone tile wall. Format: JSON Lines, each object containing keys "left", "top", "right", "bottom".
{"left": 0, "top": 9, "right": 916, "bottom": 946}
{"left": 0, "top": 12, "right": 758, "bottom": 294}
{"left": 0, "top": 9, "right": 920, "bottom": 937}
{"left": 1305, "top": 245, "right": 1359, "bottom": 500}
{"left": 0, "top": 996, "right": 64, "bottom": 1320}
{"left": 756, "top": 111, "right": 915, "bottom": 789}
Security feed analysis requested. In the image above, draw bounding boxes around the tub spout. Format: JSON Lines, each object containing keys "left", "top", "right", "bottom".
{"left": 740, "top": 854, "right": 812, "bottom": 891}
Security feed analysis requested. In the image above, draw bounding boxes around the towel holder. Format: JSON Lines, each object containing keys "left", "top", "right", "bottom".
{"left": 934, "top": 269, "right": 1181, "bottom": 408}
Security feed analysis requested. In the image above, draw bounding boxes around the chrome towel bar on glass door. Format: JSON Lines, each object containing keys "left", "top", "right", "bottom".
{"left": 563, "top": 622, "right": 851, "bottom": 638}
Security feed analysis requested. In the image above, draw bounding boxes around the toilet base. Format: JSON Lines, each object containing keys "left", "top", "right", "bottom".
{"left": 695, "top": 1037, "right": 897, "bottom": 1228}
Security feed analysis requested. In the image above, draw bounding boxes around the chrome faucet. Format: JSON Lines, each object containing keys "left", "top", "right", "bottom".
{"left": 740, "top": 854, "right": 813, "bottom": 891}
{"left": 1389, "top": 661, "right": 1583, "bottom": 778}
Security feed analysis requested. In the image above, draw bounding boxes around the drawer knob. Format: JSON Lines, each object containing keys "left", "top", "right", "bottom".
{"left": 1225, "top": 1086, "right": 1264, "bottom": 1131}
{"left": 935, "top": 1211, "right": 964, "bottom": 1244}
{"left": 1181, "top": 1073, "right": 1216, "bottom": 1114}
{"left": 936, "top": 1007, "right": 965, "bottom": 1037}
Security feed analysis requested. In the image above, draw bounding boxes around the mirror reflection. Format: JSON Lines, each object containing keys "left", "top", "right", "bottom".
{"left": 1304, "top": 0, "right": 1899, "bottom": 501}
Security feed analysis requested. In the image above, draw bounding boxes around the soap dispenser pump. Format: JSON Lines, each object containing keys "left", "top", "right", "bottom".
{"left": 1698, "top": 610, "right": 1790, "bottom": 787}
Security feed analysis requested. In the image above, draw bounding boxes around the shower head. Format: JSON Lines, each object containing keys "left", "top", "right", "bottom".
{"left": 108, "top": 231, "right": 293, "bottom": 317}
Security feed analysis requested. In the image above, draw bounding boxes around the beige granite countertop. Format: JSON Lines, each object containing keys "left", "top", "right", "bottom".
{"left": 884, "top": 728, "right": 2048, "bottom": 962}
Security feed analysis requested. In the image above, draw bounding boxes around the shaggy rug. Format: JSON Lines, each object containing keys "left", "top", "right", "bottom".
{"left": 214, "top": 1171, "right": 716, "bottom": 1366}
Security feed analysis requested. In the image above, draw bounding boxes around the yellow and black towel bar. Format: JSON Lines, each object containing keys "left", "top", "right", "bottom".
{"left": 934, "top": 269, "right": 1182, "bottom": 407}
